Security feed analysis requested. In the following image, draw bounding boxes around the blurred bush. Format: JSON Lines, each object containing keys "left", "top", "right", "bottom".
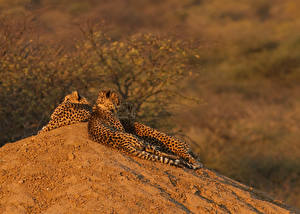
{"left": 0, "top": 17, "right": 92, "bottom": 144}
{"left": 0, "top": 17, "right": 198, "bottom": 145}
{"left": 76, "top": 27, "right": 200, "bottom": 128}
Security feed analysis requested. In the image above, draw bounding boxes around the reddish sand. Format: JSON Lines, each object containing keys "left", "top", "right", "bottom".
{"left": 0, "top": 123, "right": 297, "bottom": 214}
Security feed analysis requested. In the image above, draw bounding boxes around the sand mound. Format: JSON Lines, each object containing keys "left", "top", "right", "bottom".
{"left": 0, "top": 123, "right": 296, "bottom": 214}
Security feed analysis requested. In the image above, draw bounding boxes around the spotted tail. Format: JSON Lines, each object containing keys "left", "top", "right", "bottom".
{"left": 130, "top": 150, "right": 181, "bottom": 167}
{"left": 182, "top": 161, "right": 203, "bottom": 170}
{"left": 144, "top": 145, "right": 203, "bottom": 169}
{"left": 144, "top": 145, "right": 179, "bottom": 159}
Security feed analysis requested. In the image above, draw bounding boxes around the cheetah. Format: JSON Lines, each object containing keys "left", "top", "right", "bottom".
{"left": 88, "top": 89, "right": 184, "bottom": 167}
{"left": 39, "top": 91, "right": 92, "bottom": 133}
{"left": 118, "top": 102, "right": 203, "bottom": 169}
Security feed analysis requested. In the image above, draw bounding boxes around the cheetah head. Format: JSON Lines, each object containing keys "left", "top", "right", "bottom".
{"left": 96, "top": 89, "right": 121, "bottom": 113}
{"left": 64, "top": 91, "right": 90, "bottom": 105}
{"left": 118, "top": 102, "right": 136, "bottom": 120}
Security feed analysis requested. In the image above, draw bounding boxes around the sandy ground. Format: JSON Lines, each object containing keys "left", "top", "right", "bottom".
{"left": 0, "top": 123, "right": 297, "bottom": 214}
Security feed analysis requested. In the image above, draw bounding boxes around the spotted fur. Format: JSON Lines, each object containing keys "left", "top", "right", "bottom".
{"left": 119, "top": 102, "right": 203, "bottom": 169}
{"left": 39, "top": 91, "right": 92, "bottom": 133}
{"left": 88, "top": 89, "right": 183, "bottom": 167}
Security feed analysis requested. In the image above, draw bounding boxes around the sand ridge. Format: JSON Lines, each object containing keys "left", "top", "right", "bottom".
{"left": 0, "top": 123, "right": 297, "bottom": 214}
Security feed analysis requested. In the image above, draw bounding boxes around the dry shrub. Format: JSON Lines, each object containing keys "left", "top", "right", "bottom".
{"left": 0, "top": 17, "right": 198, "bottom": 145}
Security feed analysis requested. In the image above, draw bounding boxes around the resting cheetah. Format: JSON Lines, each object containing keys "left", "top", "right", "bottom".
{"left": 88, "top": 89, "right": 184, "bottom": 167}
{"left": 39, "top": 91, "right": 92, "bottom": 133}
{"left": 118, "top": 102, "right": 203, "bottom": 169}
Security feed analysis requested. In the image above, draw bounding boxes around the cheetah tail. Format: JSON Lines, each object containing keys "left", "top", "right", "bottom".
{"left": 183, "top": 161, "right": 204, "bottom": 170}
{"left": 133, "top": 150, "right": 182, "bottom": 167}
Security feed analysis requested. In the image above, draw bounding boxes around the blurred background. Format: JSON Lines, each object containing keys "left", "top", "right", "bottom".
{"left": 0, "top": 0, "right": 299, "bottom": 208}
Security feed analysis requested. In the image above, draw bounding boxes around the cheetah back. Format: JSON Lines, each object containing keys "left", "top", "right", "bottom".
{"left": 39, "top": 91, "right": 92, "bottom": 133}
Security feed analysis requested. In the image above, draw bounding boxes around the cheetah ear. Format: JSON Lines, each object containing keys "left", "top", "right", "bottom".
{"left": 72, "top": 91, "right": 79, "bottom": 98}
{"left": 77, "top": 92, "right": 82, "bottom": 100}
